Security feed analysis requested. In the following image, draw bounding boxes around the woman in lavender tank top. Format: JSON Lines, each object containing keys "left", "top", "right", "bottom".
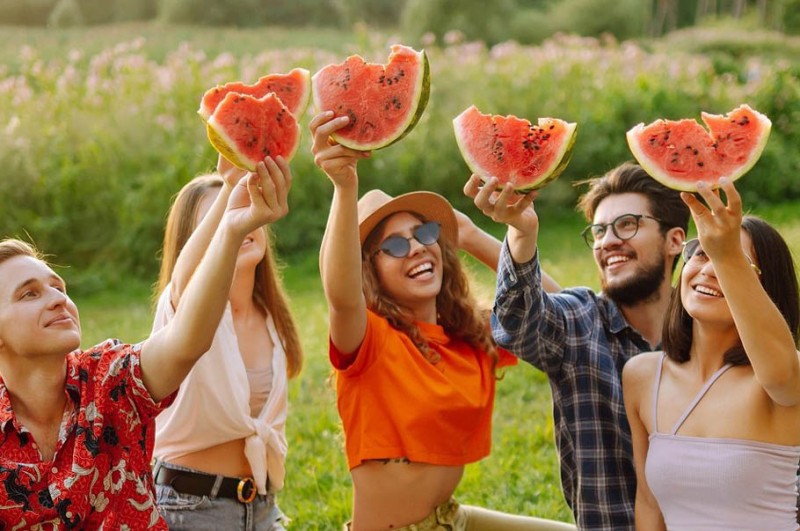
{"left": 622, "top": 178, "right": 800, "bottom": 531}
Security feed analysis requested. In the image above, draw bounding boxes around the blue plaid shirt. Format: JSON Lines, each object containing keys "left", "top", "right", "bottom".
{"left": 492, "top": 242, "right": 654, "bottom": 531}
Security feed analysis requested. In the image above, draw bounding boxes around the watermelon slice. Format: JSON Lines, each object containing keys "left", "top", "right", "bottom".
{"left": 311, "top": 44, "right": 430, "bottom": 151}
{"left": 198, "top": 68, "right": 311, "bottom": 120}
{"left": 626, "top": 104, "right": 771, "bottom": 192}
{"left": 452, "top": 105, "right": 578, "bottom": 192}
{"left": 206, "top": 92, "right": 300, "bottom": 171}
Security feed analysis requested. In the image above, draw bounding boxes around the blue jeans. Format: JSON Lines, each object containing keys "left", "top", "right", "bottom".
{"left": 155, "top": 464, "right": 288, "bottom": 531}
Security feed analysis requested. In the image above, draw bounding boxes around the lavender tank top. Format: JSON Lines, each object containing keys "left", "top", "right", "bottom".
{"left": 646, "top": 353, "right": 800, "bottom": 531}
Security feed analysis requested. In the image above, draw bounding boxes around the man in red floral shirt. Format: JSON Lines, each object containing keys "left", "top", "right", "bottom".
{"left": 0, "top": 155, "right": 291, "bottom": 528}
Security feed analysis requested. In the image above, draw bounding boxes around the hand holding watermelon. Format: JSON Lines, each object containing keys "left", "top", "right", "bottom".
{"left": 464, "top": 174, "right": 540, "bottom": 264}
{"left": 310, "top": 111, "right": 371, "bottom": 189}
{"left": 222, "top": 152, "right": 292, "bottom": 234}
{"left": 681, "top": 178, "right": 747, "bottom": 267}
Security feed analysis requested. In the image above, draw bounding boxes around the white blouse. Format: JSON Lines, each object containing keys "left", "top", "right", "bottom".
{"left": 152, "top": 285, "right": 289, "bottom": 494}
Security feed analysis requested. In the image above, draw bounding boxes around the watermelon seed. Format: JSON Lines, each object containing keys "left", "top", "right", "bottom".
{"left": 697, "top": 162, "right": 704, "bottom": 167}
{"left": 693, "top": 149, "right": 698, "bottom": 155}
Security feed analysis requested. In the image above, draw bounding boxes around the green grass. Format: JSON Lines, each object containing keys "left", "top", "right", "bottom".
{"left": 71, "top": 201, "right": 800, "bottom": 528}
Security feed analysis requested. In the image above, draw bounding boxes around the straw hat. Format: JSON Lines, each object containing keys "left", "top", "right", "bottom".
{"left": 357, "top": 189, "right": 458, "bottom": 246}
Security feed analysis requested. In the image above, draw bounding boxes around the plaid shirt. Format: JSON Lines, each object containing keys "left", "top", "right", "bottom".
{"left": 492, "top": 243, "right": 654, "bottom": 531}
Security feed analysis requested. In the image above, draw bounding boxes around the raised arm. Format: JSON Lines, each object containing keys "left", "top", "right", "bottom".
{"left": 141, "top": 154, "right": 291, "bottom": 402}
{"left": 167, "top": 157, "right": 246, "bottom": 307}
{"left": 685, "top": 179, "right": 800, "bottom": 406}
{"left": 622, "top": 355, "right": 667, "bottom": 531}
{"left": 311, "top": 111, "right": 372, "bottom": 355}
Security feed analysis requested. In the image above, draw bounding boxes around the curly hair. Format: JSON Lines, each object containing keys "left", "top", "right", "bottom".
{"left": 361, "top": 214, "right": 498, "bottom": 368}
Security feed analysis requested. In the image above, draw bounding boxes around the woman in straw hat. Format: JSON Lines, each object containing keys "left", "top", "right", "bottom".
{"left": 310, "top": 111, "right": 575, "bottom": 530}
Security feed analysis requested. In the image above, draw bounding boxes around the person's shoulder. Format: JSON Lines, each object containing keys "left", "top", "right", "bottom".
{"left": 622, "top": 351, "right": 662, "bottom": 390}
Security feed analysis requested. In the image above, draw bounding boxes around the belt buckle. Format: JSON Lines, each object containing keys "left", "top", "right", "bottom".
{"left": 237, "top": 477, "right": 257, "bottom": 504}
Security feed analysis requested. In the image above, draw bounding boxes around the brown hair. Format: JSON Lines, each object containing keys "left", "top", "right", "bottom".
{"left": 576, "top": 162, "right": 690, "bottom": 270}
{"left": 0, "top": 239, "right": 42, "bottom": 267}
{"left": 361, "top": 214, "right": 498, "bottom": 368}
{"left": 155, "top": 175, "right": 303, "bottom": 378}
{"left": 662, "top": 215, "right": 800, "bottom": 366}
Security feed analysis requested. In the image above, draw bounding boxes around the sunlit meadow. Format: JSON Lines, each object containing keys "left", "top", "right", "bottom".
{"left": 3, "top": 23, "right": 800, "bottom": 528}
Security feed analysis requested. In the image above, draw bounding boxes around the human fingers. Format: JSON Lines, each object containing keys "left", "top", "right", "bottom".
{"left": 718, "top": 177, "right": 741, "bottom": 215}
{"left": 308, "top": 111, "right": 335, "bottom": 133}
{"left": 694, "top": 181, "right": 727, "bottom": 217}
{"left": 472, "top": 176, "right": 498, "bottom": 212}
{"left": 261, "top": 157, "right": 289, "bottom": 210}
{"left": 463, "top": 174, "right": 483, "bottom": 199}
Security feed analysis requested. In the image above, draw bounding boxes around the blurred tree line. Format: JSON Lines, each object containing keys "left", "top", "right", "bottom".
{"left": 2, "top": 0, "right": 799, "bottom": 38}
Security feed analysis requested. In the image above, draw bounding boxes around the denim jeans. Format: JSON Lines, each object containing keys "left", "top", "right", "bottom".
{"left": 155, "top": 464, "right": 287, "bottom": 531}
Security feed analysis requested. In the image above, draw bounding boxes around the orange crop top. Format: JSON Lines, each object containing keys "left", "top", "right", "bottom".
{"left": 330, "top": 310, "right": 517, "bottom": 470}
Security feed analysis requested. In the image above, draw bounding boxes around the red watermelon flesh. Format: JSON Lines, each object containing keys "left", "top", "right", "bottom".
{"left": 206, "top": 92, "right": 300, "bottom": 171}
{"left": 453, "top": 105, "right": 577, "bottom": 192}
{"left": 311, "top": 44, "right": 430, "bottom": 150}
{"left": 626, "top": 104, "right": 771, "bottom": 192}
{"left": 199, "top": 68, "right": 310, "bottom": 120}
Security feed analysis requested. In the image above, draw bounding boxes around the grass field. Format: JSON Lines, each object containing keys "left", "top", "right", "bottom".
{"left": 72, "top": 201, "right": 800, "bottom": 528}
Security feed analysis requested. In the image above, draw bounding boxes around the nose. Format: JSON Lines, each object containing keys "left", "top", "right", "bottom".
{"left": 596, "top": 229, "right": 623, "bottom": 249}
{"left": 407, "top": 237, "right": 427, "bottom": 257}
{"left": 698, "top": 257, "right": 717, "bottom": 277}
{"left": 46, "top": 286, "right": 69, "bottom": 308}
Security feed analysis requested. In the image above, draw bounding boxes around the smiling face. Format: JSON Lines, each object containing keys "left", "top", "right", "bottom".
{"left": 680, "top": 229, "right": 757, "bottom": 326}
{"left": 592, "top": 193, "right": 676, "bottom": 306}
{"left": 369, "top": 212, "right": 443, "bottom": 322}
{"left": 0, "top": 255, "right": 81, "bottom": 359}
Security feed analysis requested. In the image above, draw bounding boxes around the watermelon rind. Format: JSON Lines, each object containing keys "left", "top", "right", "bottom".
{"left": 453, "top": 106, "right": 578, "bottom": 193}
{"left": 311, "top": 45, "right": 430, "bottom": 151}
{"left": 626, "top": 104, "right": 771, "bottom": 192}
{"left": 198, "top": 68, "right": 311, "bottom": 121}
{"left": 206, "top": 93, "right": 300, "bottom": 172}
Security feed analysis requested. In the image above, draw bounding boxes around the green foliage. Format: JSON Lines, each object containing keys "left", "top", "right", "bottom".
{"left": 158, "top": 0, "right": 267, "bottom": 26}
{"left": 48, "top": 0, "right": 84, "bottom": 27}
{"left": 546, "top": 0, "right": 646, "bottom": 41}
{"left": 0, "top": 0, "right": 57, "bottom": 25}
{"left": 1, "top": 25, "right": 799, "bottom": 289}
{"left": 400, "top": 0, "right": 517, "bottom": 45}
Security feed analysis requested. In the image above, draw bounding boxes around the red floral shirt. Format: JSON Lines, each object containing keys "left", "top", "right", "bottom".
{"left": 0, "top": 340, "right": 176, "bottom": 529}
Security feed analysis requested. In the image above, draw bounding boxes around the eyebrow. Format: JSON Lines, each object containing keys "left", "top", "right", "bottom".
{"left": 12, "top": 274, "right": 64, "bottom": 295}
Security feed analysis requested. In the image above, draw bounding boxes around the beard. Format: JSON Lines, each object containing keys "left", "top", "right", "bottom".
{"left": 601, "top": 252, "right": 666, "bottom": 306}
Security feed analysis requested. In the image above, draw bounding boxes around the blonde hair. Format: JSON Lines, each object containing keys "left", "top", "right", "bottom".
{"left": 155, "top": 175, "right": 303, "bottom": 378}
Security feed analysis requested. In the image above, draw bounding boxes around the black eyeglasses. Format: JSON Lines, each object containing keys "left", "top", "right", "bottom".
{"left": 374, "top": 221, "right": 441, "bottom": 258}
{"left": 682, "top": 238, "right": 761, "bottom": 275}
{"left": 581, "top": 214, "right": 661, "bottom": 248}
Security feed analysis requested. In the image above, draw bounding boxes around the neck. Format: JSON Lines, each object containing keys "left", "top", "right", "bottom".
{"left": 619, "top": 280, "right": 674, "bottom": 348}
{"left": 411, "top": 301, "right": 438, "bottom": 325}
{"left": 687, "top": 321, "right": 740, "bottom": 379}
{"left": 0, "top": 354, "right": 68, "bottom": 425}
{"left": 229, "top": 267, "right": 257, "bottom": 314}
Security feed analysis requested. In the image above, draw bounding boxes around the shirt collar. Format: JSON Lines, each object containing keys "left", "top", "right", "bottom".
{"left": 0, "top": 354, "right": 81, "bottom": 433}
{"left": 415, "top": 320, "right": 450, "bottom": 346}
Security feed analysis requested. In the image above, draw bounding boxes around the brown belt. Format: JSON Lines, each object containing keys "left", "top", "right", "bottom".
{"left": 154, "top": 464, "right": 258, "bottom": 504}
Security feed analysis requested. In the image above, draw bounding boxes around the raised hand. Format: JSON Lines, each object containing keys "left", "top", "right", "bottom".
{"left": 309, "top": 111, "right": 370, "bottom": 189}
{"left": 464, "top": 175, "right": 539, "bottom": 236}
{"left": 680, "top": 178, "right": 743, "bottom": 263}
{"left": 217, "top": 154, "right": 248, "bottom": 189}
{"left": 225, "top": 155, "right": 292, "bottom": 237}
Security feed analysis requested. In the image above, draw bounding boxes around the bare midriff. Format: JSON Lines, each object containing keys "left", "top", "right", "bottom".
{"left": 350, "top": 460, "right": 464, "bottom": 530}
{"left": 168, "top": 438, "right": 253, "bottom": 478}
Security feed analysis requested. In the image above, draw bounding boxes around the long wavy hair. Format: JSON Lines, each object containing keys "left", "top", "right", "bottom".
{"left": 154, "top": 174, "right": 303, "bottom": 378}
{"left": 662, "top": 215, "right": 800, "bottom": 366}
{"left": 361, "top": 213, "right": 498, "bottom": 368}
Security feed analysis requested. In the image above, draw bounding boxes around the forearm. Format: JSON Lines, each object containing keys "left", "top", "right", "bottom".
{"left": 171, "top": 185, "right": 232, "bottom": 303}
{"left": 718, "top": 261, "right": 800, "bottom": 404}
{"left": 321, "top": 184, "right": 364, "bottom": 311}
{"left": 459, "top": 223, "right": 501, "bottom": 272}
{"left": 143, "top": 224, "right": 244, "bottom": 401}
{"left": 507, "top": 224, "right": 538, "bottom": 264}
